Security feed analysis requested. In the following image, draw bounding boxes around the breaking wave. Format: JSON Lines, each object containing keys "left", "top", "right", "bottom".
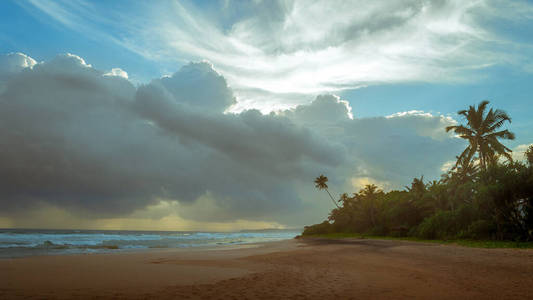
{"left": 0, "top": 229, "right": 300, "bottom": 258}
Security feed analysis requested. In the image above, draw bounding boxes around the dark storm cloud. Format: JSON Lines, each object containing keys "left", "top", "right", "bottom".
{"left": 0, "top": 53, "right": 463, "bottom": 223}
{"left": 134, "top": 84, "right": 344, "bottom": 174}
{"left": 0, "top": 53, "right": 342, "bottom": 219}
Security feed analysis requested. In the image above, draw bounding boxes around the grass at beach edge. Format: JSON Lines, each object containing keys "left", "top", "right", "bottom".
{"left": 298, "top": 233, "right": 533, "bottom": 249}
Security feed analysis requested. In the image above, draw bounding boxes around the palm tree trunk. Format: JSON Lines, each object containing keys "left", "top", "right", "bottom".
{"left": 478, "top": 148, "right": 482, "bottom": 171}
{"left": 325, "top": 189, "right": 340, "bottom": 208}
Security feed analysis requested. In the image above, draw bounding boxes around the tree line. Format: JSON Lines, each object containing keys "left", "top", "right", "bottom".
{"left": 304, "top": 101, "right": 533, "bottom": 241}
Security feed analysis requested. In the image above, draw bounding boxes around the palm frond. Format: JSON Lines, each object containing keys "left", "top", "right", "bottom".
{"left": 446, "top": 125, "right": 474, "bottom": 136}
{"left": 478, "top": 100, "right": 490, "bottom": 115}
{"left": 447, "top": 100, "right": 513, "bottom": 171}
{"left": 486, "top": 130, "right": 515, "bottom": 140}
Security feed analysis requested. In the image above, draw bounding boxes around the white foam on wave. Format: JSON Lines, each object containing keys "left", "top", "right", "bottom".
{"left": 0, "top": 229, "right": 300, "bottom": 257}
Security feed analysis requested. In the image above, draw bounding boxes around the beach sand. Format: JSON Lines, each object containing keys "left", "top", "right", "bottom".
{"left": 1, "top": 238, "right": 533, "bottom": 299}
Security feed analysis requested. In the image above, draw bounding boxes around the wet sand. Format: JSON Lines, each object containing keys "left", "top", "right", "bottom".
{"left": 1, "top": 238, "right": 532, "bottom": 299}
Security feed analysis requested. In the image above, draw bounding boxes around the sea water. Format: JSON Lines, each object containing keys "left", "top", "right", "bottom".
{"left": 0, "top": 228, "right": 300, "bottom": 258}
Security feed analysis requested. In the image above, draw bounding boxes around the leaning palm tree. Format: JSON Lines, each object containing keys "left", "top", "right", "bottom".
{"left": 314, "top": 175, "right": 339, "bottom": 208}
{"left": 446, "top": 100, "right": 515, "bottom": 170}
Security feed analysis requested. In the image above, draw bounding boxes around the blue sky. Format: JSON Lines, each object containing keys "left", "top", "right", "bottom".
{"left": 343, "top": 67, "right": 533, "bottom": 145}
{"left": 0, "top": 0, "right": 162, "bottom": 81}
{"left": 0, "top": 0, "right": 532, "bottom": 229}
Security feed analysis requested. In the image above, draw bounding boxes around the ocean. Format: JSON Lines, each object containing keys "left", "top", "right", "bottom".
{"left": 0, "top": 228, "right": 301, "bottom": 258}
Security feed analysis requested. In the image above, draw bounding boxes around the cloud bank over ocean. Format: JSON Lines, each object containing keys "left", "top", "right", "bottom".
{"left": 0, "top": 52, "right": 464, "bottom": 227}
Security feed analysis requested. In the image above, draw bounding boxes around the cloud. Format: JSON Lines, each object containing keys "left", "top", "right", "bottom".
{"left": 20, "top": 0, "right": 533, "bottom": 112}
{"left": 281, "top": 94, "right": 353, "bottom": 124}
{"left": 440, "top": 160, "right": 456, "bottom": 173}
{"left": 0, "top": 53, "right": 464, "bottom": 228}
{"left": 0, "top": 53, "right": 341, "bottom": 224}
{"left": 286, "top": 95, "right": 463, "bottom": 191}
{"left": 0, "top": 52, "right": 37, "bottom": 93}
{"left": 0, "top": 52, "right": 37, "bottom": 74}
{"left": 104, "top": 68, "right": 128, "bottom": 79}
{"left": 149, "top": 61, "right": 236, "bottom": 113}
{"left": 511, "top": 143, "right": 533, "bottom": 162}
{"left": 350, "top": 177, "right": 391, "bottom": 192}
{"left": 134, "top": 0, "right": 497, "bottom": 97}
{"left": 2, "top": 201, "right": 285, "bottom": 231}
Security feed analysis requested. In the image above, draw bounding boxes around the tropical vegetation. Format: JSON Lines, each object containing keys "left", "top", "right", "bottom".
{"left": 304, "top": 101, "right": 533, "bottom": 242}
{"left": 445, "top": 100, "right": 515, "bottom": 170}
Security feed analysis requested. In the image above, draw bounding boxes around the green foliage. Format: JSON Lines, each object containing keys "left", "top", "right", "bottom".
{"left": 462, "top": 220, "right": 495, "bottom": 239}
{"left": 445, "top": 100, "right": 515, "bottom": 170}
{"left": 303, "top": 102, "right": 532, "bottom": 244}
{"left": 526, "top": 145, "right": 533, "bottom": 166}
{"left": 303, "top": 162, "right": 533, "bottom": 242}
{"left": 303, "top": 221, "right": 334, "bottom": 235}
{"left": 299, "top": 233, "right": 533, "bottom": 249}
{"left": 413, "top": 205, "right": 476, "bottom": 239}
{"left": 415, "top": 210, "right": 456, "bottom": 239}
{"left": 476, "top": 163, "right": 533, "bottom": 240}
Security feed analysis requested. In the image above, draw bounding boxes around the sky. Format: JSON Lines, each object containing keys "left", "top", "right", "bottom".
{"left": 0, "top": 0, "right": 532, "bottom": 231}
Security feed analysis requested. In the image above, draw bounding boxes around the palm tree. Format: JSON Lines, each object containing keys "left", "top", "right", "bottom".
{"left": 314, "top": 175, "right": 339, "bottom": 208}
{"left": 356, "top": 184, "right": 383, "bottom": 227}
{"left": 338, "top": 192, "right": 350, "bottom": 206}
{"left": 446, "top": 100, "right": 515, "bottom": 170}
{"left": 454, "top": 154, "right": 479, "bottom": 183}
{"left": 525, "top": 145, "right": 533, "bottom": 166}
{"left": 405, "top": 176, "right": 426, "bottom": 200}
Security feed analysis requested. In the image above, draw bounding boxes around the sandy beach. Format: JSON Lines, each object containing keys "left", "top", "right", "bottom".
{"left": 1, "top": 238, "right": 533, "bottom": 299}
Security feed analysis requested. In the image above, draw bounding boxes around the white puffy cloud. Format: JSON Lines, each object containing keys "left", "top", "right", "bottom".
{"left": 104, "top": 68, "right": 128, "bottom": 79}
{"left": 440, "top": 160, "right": 456, "bottom": 173}
{"left": 281, "top": 94, "right": 353, "bottom": 124}
{"left": 150, "top": 61, "right": 237, "bottom": 113}
{"left": 511, "top": 144, "right": 533, "bottom": 162}
{"left": 0, "top": 53, "right": 464, "bottom": 227}
{"left": 0, "top": 52, "right": 36, "bottom": 74}
{"left": 385, "top": 110, "right": 458, "bottom": 141}
{"left": 0, "top": 52, "right": 37, "bottom": 93}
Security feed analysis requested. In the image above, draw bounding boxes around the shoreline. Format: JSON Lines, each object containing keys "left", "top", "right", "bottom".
{"left": 2, "top": 238, "right": 533, "bottom": 299}
{"left": 0, "top": 239, "right": 276, "bottom": 260}
{"left": 0, "top": 228, "right": 301, "bottom": 259}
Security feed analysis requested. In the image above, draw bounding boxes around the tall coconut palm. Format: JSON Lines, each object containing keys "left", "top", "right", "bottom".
{"left": 446, "top": 100, "right": 515, "bottom": 170}
{"left": 356, "top": 184, "right": 383, "bottom": 227}
{"left": 314, "top": 175, "right": 339, "bottom": 208}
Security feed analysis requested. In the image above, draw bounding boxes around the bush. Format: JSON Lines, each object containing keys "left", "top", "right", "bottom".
{"left": 366, "top": 225, "right": 388, "bottom": 236}
{"left": 465, "top": 220, "right": 496, "bottom": 239}
{"left": 302, "top": 221, "right": 334, "bottom": 235}
{"left": 455, "top": 204, "right": 478, "bottom": 229}
{"left": 415, "top": 210, "right": 457, "bottom": 239}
